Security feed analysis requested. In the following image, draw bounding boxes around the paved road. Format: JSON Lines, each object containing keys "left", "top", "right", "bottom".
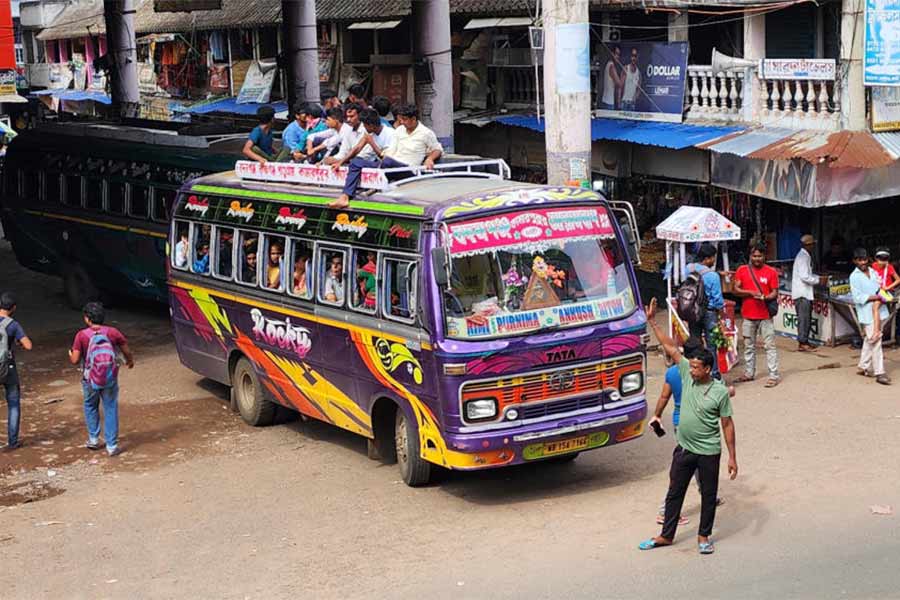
{"left": 0, "top": 241, "right": 898, "bottom": 599}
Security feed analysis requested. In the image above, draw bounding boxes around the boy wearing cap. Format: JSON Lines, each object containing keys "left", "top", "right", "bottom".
{"left": 242, "top": 106, "right": 276, "bottom": 163}
{"left": 791, "top": 234, "right": 829, "bottom": 352}
{"left": 850, "top": 248, "right": 891, "bottom": 385}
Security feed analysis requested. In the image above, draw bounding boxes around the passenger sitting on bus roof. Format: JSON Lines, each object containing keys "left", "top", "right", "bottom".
{"left": 293, "top": 254, "right": 310, "bottom": 296}
{"left": 242, "top": 247, "right": 258, "bottom": 284}
{"left": 305, "top": 107, "right": 346, "bottom": 163}
{"left": 266, "top": 242, "right": 284, "bottom": 289}
{"left": 346, "top": 83, "right": 367, "bottom": 106}
{"left": 320, "top": 103, "right": 365, "bottom": 166}
{"left": 370, "top": 96, "right": 394, "bottom": 128}
{"left": 324, "top": 255, "right": 344, "bottom": 304}
{"left": 193, "top": 243, "right": 210, "bottom": 274}
{"left": 329, "top": 103, "right": 443, "bottom": 209}
{"left": 282, "top": 103, "right": 328, "bottom": 163}
{"left": 330, "top": 109, "right": 396, "bottom": 170}
{"left": 242, "top": 106, "right": 276, "bottom": 164}
{"left": 174, "top": 230, "right": 189, "bottom": 269}
{"left": 320, "top": 88, "right": 341, "bottom": 111}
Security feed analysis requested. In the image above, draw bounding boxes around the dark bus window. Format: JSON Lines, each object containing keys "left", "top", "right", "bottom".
{"left": 108, "top": 182, "right": 126, "bottom": 214}
{"left": 172, "top": 221, "right": 190, "bottom": 270}
{"left": 351, "top": 248, "right": 378, "bottom": 314}
{"left": 237, "top": 231, "right": 260, "bottom": 286}
{"left": 383, "top": 257, "right": 416, "bottom": 324}
{"left": 288, "top": 239, "right": 314, "bottom": 300}
{"left": 129, "top": 184, "right": 150, "bottom": 218}
{"left": 262, "top": 234, "right": 286, "bottom": 291}
{"left": 22, "top": 171, "right": 40, "bottom": 200}
{"left": 84, "top": 179, "right": 103, "bottom": 211}
{"left": 64, "top": 175, "right": 82, "bottom": 206}
{"left": 318, "top": 247, "right": 347, "bottom": 307}
{"left": 44, "top": 173, "right": 61, "bottom": 205}
{"left": 153, "top": 187, "right": 176, "bottom": 222}
{"left": 191, "top": 223, "right": 211, "bottom": 275}
{"left": 213, "top": 227, "right": 235, "bottom": 280}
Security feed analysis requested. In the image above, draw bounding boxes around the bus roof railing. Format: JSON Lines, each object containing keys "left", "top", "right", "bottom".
{"left": 233, "top": 158, "right": 511, "bottom": 192}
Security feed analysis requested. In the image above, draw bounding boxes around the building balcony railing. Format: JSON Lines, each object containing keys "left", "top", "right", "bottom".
{"left": 685, "top": 64, "right": 840, "bottom": 131}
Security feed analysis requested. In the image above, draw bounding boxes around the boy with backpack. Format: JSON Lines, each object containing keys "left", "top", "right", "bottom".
{"left": 67, "top": 302, "right": 134, "bottom": 456}
{"left": 0, "top": 292, "right": 33, "bottom": 451}
{"left": 680, "top": 243, "right": 725, "bottom": 379}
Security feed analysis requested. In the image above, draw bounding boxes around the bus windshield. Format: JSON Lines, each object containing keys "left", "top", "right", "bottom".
{"left": 442, "top": 206, "right": 636, "bottom": 340}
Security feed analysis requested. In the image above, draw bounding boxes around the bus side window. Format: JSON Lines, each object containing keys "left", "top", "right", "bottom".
{"left": 288, "top": 239, "right": 314, "bottom": 300}
{"left": 213, "top": 226, "right": 235, "bottom": 280}
{"left": 44, "top": 172, "right": 61, "bottom": 205}
{"left": 318, "top": 247, "right": 347, "bottom": 307}
{"left": 190, "top": 223, "right": 211, "bottom": 275}
{"left": 108, "top": 181, "right": 126, "bottom": 214}
{"left": 350, "top": 248, "right": 378, "bottom": 315}
{"left": 383, "top": 257, "right": 417, "bottom": 324}
{"left": 64, "top": 175, "right": 82, "bottom": 206}
{"left": 22, "top": 170, "right": 39, "bottom": 200}
{"left": 172, "top": 221, "right": 191, "bottom": 270}
{"left": 237, "top": 231, "right": 260, "bottom": 286}
{"left": 84, "top": 178, "right": 103, "bottom": 211}
{"left": 153, "top": 187, "right": 176, "bottom": 222}
{"left": 129, "top": 183, "right": 150, "bottom": 218}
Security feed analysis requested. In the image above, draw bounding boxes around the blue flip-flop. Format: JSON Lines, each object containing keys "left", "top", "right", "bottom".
{"left": 639, "top": 538, "right": 663, "bottom": 550}
{"left": 698, "top": 540, "right": 715, "bottom": 554}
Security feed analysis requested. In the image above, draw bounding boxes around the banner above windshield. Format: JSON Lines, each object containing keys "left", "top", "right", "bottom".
{"left": 447, "top": 207, "right": 616, "bottom": 257}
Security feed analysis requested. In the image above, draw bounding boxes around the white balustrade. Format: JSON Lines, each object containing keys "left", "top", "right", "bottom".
{"left": 685, "top": 65, "right": 744, "bottom": 121}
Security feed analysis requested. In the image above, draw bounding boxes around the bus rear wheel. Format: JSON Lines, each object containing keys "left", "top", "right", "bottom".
{"left": 232, "top": 358, "right": 276, "bottom": 426}
{"left": 395, "top": 410, "right": 432, "bottom": 487}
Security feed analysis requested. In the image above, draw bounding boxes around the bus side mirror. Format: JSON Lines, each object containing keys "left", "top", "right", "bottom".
{"left": 431, "top": 247, "right": 449, "bottom": 287}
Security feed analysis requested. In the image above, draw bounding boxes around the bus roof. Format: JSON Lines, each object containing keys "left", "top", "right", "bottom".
{"left": 187, "top": 170, "right": 605, "bottom": 221}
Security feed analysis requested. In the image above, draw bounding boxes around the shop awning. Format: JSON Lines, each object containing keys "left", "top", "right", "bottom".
{"left": 32, "top": 89, "right": 112, "bottom": 105}
{"left": 348, "top": 20, "right": 403, "bottom": 30}
{"left": 464, "top": 17, "right": 533, "bottom": 29}
{"left": 656, "top": 206, "right": 742, "bottom": 243}
{"left": 873, "top": 132, "right": 900, "bottom": 160}
{"left": 174, "top": 96, "right": 288, "bottom": 116}
{"left": 137, "top": 33, "right": 178, "bottom": 44}
{"left": 494, "top": 115, "right": 743, "bottom": 150}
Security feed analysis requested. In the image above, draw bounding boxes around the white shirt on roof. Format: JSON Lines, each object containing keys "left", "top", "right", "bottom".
{"left": 334, "top": 123, "right": 366, "bottom": 160}
{"left": 384, "top": 122, "right": 443, "bottom": 166}
{"left": 358, "top": 125, "right": 397, "bottom": 160}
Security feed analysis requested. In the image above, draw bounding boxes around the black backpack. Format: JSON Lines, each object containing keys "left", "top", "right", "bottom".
{"left": 0, "top": 317, "right": 12, "bottom": 383}
{"left": 675, "top": 269, "right": 708, "bottom": 324}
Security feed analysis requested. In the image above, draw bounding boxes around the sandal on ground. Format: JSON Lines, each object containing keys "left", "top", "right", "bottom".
{"left": 734, "top": 375, "right": 754, "bottom": 383}
{"left": 656, "top": 514, "right": 690, "bottom": 525}
{"left": 764, "top": 378, "right": 780, "bottom": 388}
{"left": 638, "top": 538, "right": 670, "bottom": 551}
{"left": 716, "top": 497, "right": 725, "bottom": 507}
{"left": 857, "top": 368, "right": 869, "bottom": 377}
{"left": 698, "top": 540, "right": 715, "bottom": 554}
{"left": 876, "top": 375, "right": 892, "bottom": 386}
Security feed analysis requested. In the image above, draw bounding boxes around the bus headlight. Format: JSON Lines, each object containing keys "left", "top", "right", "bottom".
{"left": 620, "top": 373, "right": 643, "bottom": 395}
{"left": 464, "top": 398, "right": 498, "bottom": 421}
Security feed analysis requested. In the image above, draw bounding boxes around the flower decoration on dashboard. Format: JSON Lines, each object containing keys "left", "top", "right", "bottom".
{"left": 532, "top": 256, "right": 566, "bottom": 288}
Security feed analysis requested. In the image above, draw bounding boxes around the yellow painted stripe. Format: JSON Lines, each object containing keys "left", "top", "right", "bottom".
{"left": 23, "top": 210, "right": 167, "bottom": 239}
{"left": 172, "top": 279, "right": 433, "bottom": 351}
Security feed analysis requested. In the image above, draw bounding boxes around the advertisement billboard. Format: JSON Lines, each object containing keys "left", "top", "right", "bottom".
{"left": 595, "top": 41, "right": 689, "bottom": 123}
{"left": 865, "top": 0, "right": 900, "bottom": 86}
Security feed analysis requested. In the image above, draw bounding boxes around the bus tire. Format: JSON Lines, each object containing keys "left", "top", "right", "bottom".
{"left": 232, "top": 358, "right": 276, "bottom": 426}
{"left": 63, "top": 263, "right": 99, "bottom": 310}
{"left": 395, "top": 409, "right": 432, "bottom": 487}
{"left": 548, "top": 452, "right": 580, "bottom": 464}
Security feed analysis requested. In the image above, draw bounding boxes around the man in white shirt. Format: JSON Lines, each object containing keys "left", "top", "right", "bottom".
{"left": 330, "top": 103, "right": 443, "bottom": 209}
{"left": 791, "top": 234, "right": 828, "bottom": 352}
{"left": 307, "top": 104, "right": 364, "bottom": 164}
{"left": 621, "top": 48, "right": 641, "bottom": 111}
{"left": 601, "top": 46, "right": 623, "bottom": 110}
{"left": 330, "top": 108, "right": 396, "bottom": 168}
{"left": 323, "top": 103, "right": 364, "bottom": 165}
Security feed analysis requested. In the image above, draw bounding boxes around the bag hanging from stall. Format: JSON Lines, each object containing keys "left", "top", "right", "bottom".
{"left": 748, "top": 266, "right": 779, "bottom": 319}
{"left": 675, "top": 269, "right": 708, "bottom": 324}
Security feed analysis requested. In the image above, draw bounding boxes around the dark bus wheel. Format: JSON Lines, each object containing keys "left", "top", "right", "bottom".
{"left": 63, "top": 263, "right": 99, "bottom": 310}
{"left": 395, "top": 410, "right": 432, "bottom": 487}
{"left": 232, "top": 358, "right": 276, "bottom": 426}
{"left": 548, "top": 452, "right": 580, "bottom": 464}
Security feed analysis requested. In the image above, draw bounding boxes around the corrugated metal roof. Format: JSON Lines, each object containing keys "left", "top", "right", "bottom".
{"left": 495, "top": 115, "right": 743, "bottom": 150}
{"left": 700, "top": 127, "right": 794, "bottom": 157}
{"left": 748, "top": 130, "right": 896, "bottom": 169}
{"left": 873, "top": 132, "right": 900, "bottom": 160}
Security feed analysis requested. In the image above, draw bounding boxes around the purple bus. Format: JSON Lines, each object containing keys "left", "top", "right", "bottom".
{"left": 168, "top": 161, "right": 648, "bottom": 485}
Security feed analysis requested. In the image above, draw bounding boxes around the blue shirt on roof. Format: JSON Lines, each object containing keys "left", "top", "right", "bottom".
{"left": 248, "top": 125, "right": 274, "bottom": 155}
{"left": 684, "top": 262, "right": 724, "bottom": 310}
{"left": 665, "top": 364, "right": 683, "bottom": 427}
{"left": 282, "top": 119, "right": 328, "bottom": 153}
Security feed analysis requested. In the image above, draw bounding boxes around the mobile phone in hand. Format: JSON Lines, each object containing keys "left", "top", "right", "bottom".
{"left": 650, "top": 420, "right": 666, "bottom": 437}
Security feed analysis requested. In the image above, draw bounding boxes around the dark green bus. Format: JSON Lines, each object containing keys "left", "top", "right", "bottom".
{"left": 1, "top": 122, "right": 242, "bottom": 306}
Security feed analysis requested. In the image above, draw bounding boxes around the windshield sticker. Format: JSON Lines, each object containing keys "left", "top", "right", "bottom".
{"left": 226, "top": 201, "right": 255, "bottom": 222}
{"left": 275, "top": 206, "right": 308, "bottom": 229}
{"left": 184, "top": 195, "right": 210, "bottom": 217}
{"left": 388, "top": 224, "right": 414, "bottom": 239}
{"left": 446, "top": 290, "right": 634, "bottom": 339}
{"left": 332, "top": 213, "right": 368, "bottom": 238}
{"left": 250, "top": 308, "right": 312, "bottom": 359}
{"left": 443, "top": 187, "right": 599, "bottom": 218}
{"left": 447, "top": 207, "right": 615, "bottom": 256}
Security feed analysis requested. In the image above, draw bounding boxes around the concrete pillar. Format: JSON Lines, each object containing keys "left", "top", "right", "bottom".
{"left": 412, "top": 0, "right": 454, "bottom": 152}
{"left": 668, "top": 12, "right": 688, "bottom": 43}
{"left": 542, "top": 0, "right": 591, "bottom": 186}
{"left": 840, "top": 0, "right": 866, "bottom": 130}
{"left": 103, "top": 0, "right": 139, "bottom": 118}
{"left": 743, "top": 11, "right": 766, "bottom": 60}
{"left": 282, "top": 0, "right": 320, "bottom": 109}
{"left": 742, "top": 11, "right": 766, "bottom": 123}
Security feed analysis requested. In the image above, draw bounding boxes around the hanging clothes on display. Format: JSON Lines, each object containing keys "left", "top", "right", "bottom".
{"left": 209, "top": 32, "right": 226, "bottom": 62}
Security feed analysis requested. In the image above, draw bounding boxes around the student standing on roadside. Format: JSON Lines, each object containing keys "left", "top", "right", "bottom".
{"left": 68, "top": 302, "right": 135, "bottom": 456}
{"left": 733, "top": 243, "right": 781, "bottom": 387}
{"left": 0, "top": 292, "right": 32, "bottom": 451}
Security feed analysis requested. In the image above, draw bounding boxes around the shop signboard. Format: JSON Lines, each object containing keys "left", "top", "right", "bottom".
{"left": 774, "top": 293, "right": 855, "bottom": 345}
{"left": 761, "top": 58, "right": 836, "bottom": 81}
{"left": 0, "top": 69, "right": 15, "bottom": 95}
{"left": 872, "top": 86, "right": 900, "bottom": 131}
{"left": 864, "top": 0, "right": 900, "bottom": 86}
{"left": 555, "top": 23, "right": 590, "bottom": 94}
{"left": 236, "top": 60, "right": 277, "bottom": 104}
{"left": 595, "top": 41, "right": 689, "bottom": 123}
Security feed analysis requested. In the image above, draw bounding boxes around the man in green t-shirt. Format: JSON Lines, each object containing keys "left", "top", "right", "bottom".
{"left": 639, "top": 298, "right": 738, "bottom": 555}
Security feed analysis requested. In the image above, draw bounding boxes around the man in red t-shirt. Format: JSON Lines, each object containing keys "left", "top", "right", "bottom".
{"left": 732, "top": 243, "right": 780, "bottom": 387}
{"left": 67, "top": 302, "right": 134, "bottom": 456}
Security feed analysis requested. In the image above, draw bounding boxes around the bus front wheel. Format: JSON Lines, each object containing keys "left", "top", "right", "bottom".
{"left": 395, "top": 410, "right": 432, "bottom": 487}
{"left": 232, "top": 358, "right": 276, "bottom": 426}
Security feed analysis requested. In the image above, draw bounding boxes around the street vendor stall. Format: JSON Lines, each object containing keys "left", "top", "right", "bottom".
{"left": 656, "top": 206, "right": 742, "bottom": 373}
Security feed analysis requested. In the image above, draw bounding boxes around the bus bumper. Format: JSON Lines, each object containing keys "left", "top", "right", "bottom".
{"left": 440, "top": 399, "right": 647, "bottom": 470}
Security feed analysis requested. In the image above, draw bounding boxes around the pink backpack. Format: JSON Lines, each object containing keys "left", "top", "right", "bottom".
{"left": 84, "top": 328, "right": 119, "bottom": 390}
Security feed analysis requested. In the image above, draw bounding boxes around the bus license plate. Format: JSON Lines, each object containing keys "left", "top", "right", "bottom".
{"left": 542, "top": 435, "right": 589, "bottom": 456}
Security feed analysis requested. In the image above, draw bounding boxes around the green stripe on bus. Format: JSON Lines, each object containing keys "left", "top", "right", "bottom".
{"left": 190, "top": 184, "right": 425, "bottom": 216}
